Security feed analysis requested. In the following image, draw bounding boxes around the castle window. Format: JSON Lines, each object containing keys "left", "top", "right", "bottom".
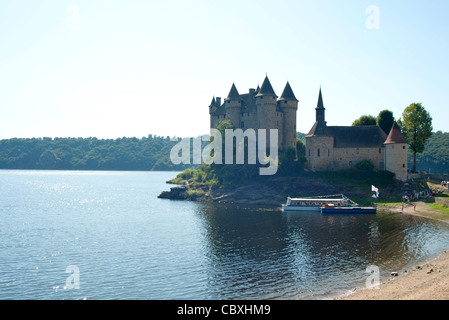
{"left": 379, "top": 148, "right": 382, "bottom": 154}
{"left": 308, "top": 149, "right": 311, "bottom": 157}
{"left": 403, "top": 164, "right": 405, "bottom": 168}
{"left": 317, "top": 149, "right": 320, "bottom": 157}
{"left": 284, "top": 101, "right": 287, "bottom": 104}
{"left": 241, "top": 121, "right": 244, "bottom": 128}
{"left": 403, "top": 146, "right": 406, "bottom": 149}
{"left": 349, "top": 161, "right": 353, "bottom": 166}
{"left": 328, "top": 149, "right": 330, "bottom": 157}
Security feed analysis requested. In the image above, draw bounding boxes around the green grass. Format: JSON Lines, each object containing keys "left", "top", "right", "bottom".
{"left": 352, "top": 196, "right": 403, "bottom": 206}
{"left": 186, "top": 189, "right": 205, "bottom": 197}
{"left": 427, "top": 202, "right": 449, "bottom": 214}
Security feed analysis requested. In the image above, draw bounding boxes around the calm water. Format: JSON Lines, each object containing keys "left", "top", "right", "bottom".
{"left": 1, "top": 170, "right": 449, "bottom": 300}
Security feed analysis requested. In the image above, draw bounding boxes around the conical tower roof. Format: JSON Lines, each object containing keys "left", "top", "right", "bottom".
{"left": 279, "top": 81, "right": 298, "bottom": 101}
{"left": 316, "top": 87, "right": 324, "bottom": 109}
{"left": 384, "top": 122, "right": 408, "bottom": 144}
{"left": 256, "top": 76, "right": 277, "bottom": 98}
{"left": 225, "top": 83, "right": 240, "bottom": 101}
{"left": 209, "top": 96, "right": 216, "bottom": 106}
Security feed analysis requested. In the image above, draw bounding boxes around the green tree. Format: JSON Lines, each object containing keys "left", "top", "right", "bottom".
{"left": 352, "top": 115, "right": 376, "bottom": 126}
{"left": 296, "top": 138, "right": 307, "bottom": 165}
{"left": 397, "top": 103, "right": 433, "bottom": 173}
{"left": 377, "top": 110, "right": 395, "bottom": 134}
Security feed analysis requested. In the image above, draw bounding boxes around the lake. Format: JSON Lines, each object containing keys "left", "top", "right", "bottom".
{"left": 1, "top": 170, "right": 449, "bottom": 300}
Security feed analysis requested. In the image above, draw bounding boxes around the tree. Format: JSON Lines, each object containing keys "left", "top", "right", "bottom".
{"left": 296, "top": 138, "right": 307, "bottom": 165}
{"left": 377, "top": 110, "right": 395, "bottom": 134}
{"left": 397, "top": 103, "right": 433, "bottom": 173}
{"left": 352, "top": 115, "right": 376, "bottom": 126}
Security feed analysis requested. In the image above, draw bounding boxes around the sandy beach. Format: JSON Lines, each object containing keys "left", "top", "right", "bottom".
{"left": 340, "top": 201, "right": 449, "bottom": 300}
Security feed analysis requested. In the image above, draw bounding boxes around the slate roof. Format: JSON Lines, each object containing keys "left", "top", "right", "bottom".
{"left": 256, "top": 76, "right": 278, "bottom": 98}
{"left": 225, "top": 83, "right": 240, "bottom": 101}
{"left": 331, "top": 126, "right": 387, "bottom": 148}
{"left": 279, "top": 82, "right": 298, "bottom": 102}
{"left": 240, "top": 93, "right": 258, "bottom": 114}
{"left": 316, "top": 87, "right": 324, "bottom": 109}
{"left": 307, "top": 124, "right": 388, "bottom": 148}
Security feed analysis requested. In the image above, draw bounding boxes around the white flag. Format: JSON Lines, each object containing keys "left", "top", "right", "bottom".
{"left": 372, "top": 185, "right": 379, "bottom": 198}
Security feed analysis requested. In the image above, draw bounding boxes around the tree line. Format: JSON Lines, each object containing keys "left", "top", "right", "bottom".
{"left": 0, "top": 135, "right": 194, "bottom": 171}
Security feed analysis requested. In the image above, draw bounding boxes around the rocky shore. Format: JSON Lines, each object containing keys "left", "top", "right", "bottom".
{"left": 158, "top": 176, "right": 401, "bottom": 206}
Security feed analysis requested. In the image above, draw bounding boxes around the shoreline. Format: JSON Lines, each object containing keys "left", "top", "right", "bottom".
{"left": 337, "top": 201, "right": 449, "bottom": 300}
{"left": 159, "top": 176, "right": 449, "bottom": 300}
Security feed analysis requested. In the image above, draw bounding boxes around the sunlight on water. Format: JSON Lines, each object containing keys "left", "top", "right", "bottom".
{"left": 1, "top": 170, "right": 449, "bottom": 300}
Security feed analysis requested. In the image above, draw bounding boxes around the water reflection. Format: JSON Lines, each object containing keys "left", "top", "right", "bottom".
{"left": 193, "top": 203, "right": 449, "bottom": 299}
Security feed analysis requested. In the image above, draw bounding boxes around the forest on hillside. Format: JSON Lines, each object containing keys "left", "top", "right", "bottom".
{"left": 412, "top": 131, "right": 449, "bottom": 174}
{"left": 0, "top": 131, "right": 447, "bottom": 173}
{"left": 0, "top": 135, "right": 193, "bottom": 171}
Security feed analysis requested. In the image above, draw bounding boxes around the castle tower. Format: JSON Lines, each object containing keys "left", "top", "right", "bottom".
{"left": 224, "top": 83, "right": 242, "bottom": 128}
{"left": 209, "top": 96, "right": 218, "bottom": 129}
{"left": 256, "top": 76, "right": 278, "bottom": 130}
{"left": 305, "top": 88, "right": 334, "bottom": 171}
{"left": 316, "top": 87, "right": 325, "bottom": 124}
{"left": 384, "top": 122, "right": 408, "bottom": 181}
{"left": 279, "top": 81, "right": 299, "bottom": 149}
{"left": 256, "top": 76, "right": 278, "bottom": 148}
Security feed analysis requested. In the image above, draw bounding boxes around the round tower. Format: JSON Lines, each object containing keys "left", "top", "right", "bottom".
{"left": 209, "top": 96, "right": 218, "bottom": 129}
{"left": 384, "top": 122, "right": 408, "bottom": 181}
{"left": 279, "top": 81, "right": 299, "bottom": 149}
{"left": 256, "top": 76, "right": 278, "bottom": 130}
{"left": 224, "top": 83, "right": 241, "bottom": 128}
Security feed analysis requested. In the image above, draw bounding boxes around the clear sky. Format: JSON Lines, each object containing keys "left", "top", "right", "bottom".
{"left": 0, "top": 0, "right": 448, "bottom": 139}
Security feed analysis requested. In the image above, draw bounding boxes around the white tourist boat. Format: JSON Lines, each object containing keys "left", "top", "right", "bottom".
{"left": 281, "top": 194, "right": 352, "bottom": 212}
{"left": 281, "top": 194, "right": 376, "bottom": 214}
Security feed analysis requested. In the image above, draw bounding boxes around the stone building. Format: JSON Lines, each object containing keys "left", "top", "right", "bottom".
{"left": 305, "top": 88, "right": 408, "bottom": 181}
{"left": 209, "top": 76, "right": 298, "bottom": 150}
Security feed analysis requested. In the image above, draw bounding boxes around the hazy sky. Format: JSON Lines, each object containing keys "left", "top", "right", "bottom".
{"left": 0, "top": 0, "right": 448, "bottom": 139}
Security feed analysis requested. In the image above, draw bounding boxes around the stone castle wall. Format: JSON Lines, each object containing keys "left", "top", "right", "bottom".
{"left": 385, "top": 143, "right": 408, "bottom": 181}
{"left": 333, "top": 147, "right": 385, "bottom": 170}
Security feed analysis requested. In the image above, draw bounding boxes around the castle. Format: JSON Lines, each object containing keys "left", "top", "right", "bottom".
{"left": 209, "top": 76, "right": 298, "bottom": 150}
{"left": 209, "top": 76, "right": 408, "bottom": 181}
{"left": 305, "top": 89, "right": 408, "bottom": 181}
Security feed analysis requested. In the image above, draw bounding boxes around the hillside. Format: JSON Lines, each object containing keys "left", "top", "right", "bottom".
{"left": 1, "top": 130, "right": 446, "bottom": 173}
{"left": 411, "top": 131, "right": 449, "bottom": 174}
{"left": 0, "top": 135, "right": 194, "bottom": 171}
